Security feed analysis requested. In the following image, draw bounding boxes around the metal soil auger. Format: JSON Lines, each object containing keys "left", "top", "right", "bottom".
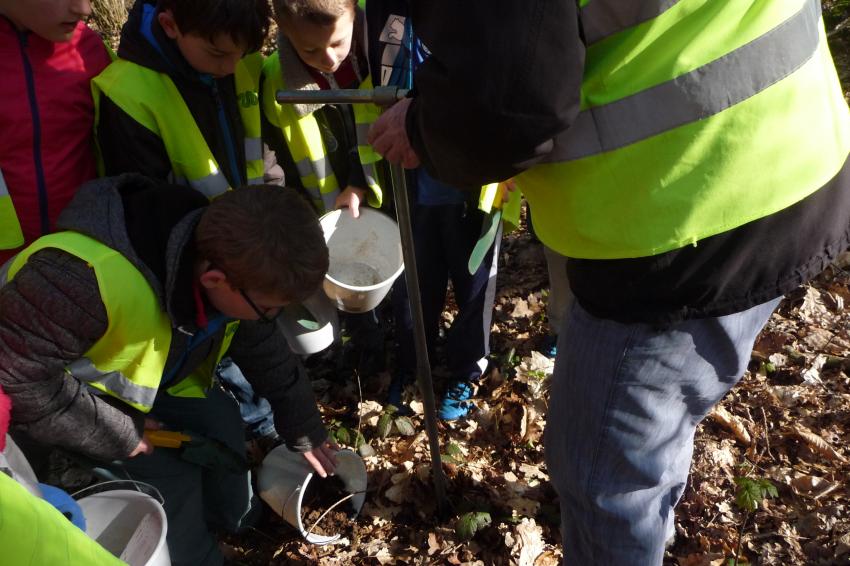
{"left": 276, "top": 86, "right": 449, "bottom": 514}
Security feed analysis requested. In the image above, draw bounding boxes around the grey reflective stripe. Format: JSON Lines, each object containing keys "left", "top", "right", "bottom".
{"left": 581, "top": 0, "right": 682, "bottom": 45}
{"left": 307, "top": 186, "right": 323, "bottom": 202}
{"left": 244, "top": 137, "right": 263, "bottom": 161}
{"left": 362, "top": 162, "right": 379, "bottom": 188}
{"left": 190, "top": 171, "right": 231, "bottom": 198}
{"left": 295, "top": 157, "right": 313, "bottom": 178}
{"left": 67, "top": 358, "right": 158, "bottom": 409}
{"left": 0, "top": 168, "right": 9, "bottom": 197}
{"left": 312, "top": 155, "right": 332, "bottom": 180}
{"left": 356, "top": 122, "right": 371, "bottom": 145}
{"left": 321, "top": 190, "right": 338, "bottom": 212}
{"left": 553, "top": 0, "right": 819, "bottom": 162}
{"left": 294, "top": 155, "right": 333, "bottom": 181}
{"left": 0, "top": 254, "right": 15, "bottom": 286}
{"left": 247, "top": 176, "right": 263, "bottom": 185}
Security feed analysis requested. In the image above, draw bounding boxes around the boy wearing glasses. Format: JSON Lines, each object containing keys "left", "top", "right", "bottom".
{"left": 0, "top": 175, "right": 335, "bottom": 566}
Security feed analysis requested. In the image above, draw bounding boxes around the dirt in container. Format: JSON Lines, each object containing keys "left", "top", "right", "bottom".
{"left": 300, "top": 475, "right": 358, "bottom": 537}
{"left": 328, "top": 262, "right": 381, "bottom": 287}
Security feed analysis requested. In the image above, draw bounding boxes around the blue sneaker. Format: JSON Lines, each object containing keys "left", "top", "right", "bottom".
{"left": 439, "top": 381, "right": 474, "bottom": 421}
{"left": 541, "top": 335, "right": 558, "bottom": 359}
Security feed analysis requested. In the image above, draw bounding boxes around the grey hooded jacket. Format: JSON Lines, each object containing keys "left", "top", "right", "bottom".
{"left": 0, "top": 175, "right": 327, "bottom": 461}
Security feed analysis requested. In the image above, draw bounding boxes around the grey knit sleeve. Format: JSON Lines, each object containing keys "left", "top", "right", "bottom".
{"left": 0, "top": 249, "right": 144, "bottom": 461}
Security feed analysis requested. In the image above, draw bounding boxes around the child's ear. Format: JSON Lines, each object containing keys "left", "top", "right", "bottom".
{"left": 198, "top": 268, "right": 228, "bottom": 290}
{"left": 158, "top": 9, "right": 180, "bottom": 39}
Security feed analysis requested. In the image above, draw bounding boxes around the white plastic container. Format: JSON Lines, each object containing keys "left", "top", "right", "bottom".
{"left": 277, "top": 288, "right": 339, "bottom": 355}
{"left": 319, "top": 208, "right": 404, "bottom": 313}
{"left": 78, "top": 490, "right": 170, "bottom": 566}
{"left": 258, "top": 447, "right": 367, "bottom": 545}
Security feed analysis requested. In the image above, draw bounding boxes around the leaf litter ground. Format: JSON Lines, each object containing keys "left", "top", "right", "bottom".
{"left": 222, "top": 204, "right": 850, "bottom": 565}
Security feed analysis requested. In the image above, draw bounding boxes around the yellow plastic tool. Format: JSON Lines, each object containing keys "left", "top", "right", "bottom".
{"left": 146, "top": 430, "right": 192, "bottom": 449}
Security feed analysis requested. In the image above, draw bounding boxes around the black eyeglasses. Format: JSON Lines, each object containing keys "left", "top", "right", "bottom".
{"left": 239, "top": 289, "right": 284, "bottom": 324}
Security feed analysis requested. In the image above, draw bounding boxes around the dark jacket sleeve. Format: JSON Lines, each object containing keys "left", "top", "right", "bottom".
{"left": 97, "top": 95, "right": 174, "bottom": 180}
{"left": 0, "top": 250, "right": 145, "bottom": 461}
{"left": 407, "top": 1, "right": 585, "bottom": 187}
{"left": 227, "top": 320, "right": 327, "bottom": 451}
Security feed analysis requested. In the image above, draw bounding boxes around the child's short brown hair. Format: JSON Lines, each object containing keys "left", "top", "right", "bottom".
{"left": 158, "top": 0, "right": 271, "bottom": 53}
{"left": 195, "top": 186, "right": 328, "bottom": 302}
{"left": 273, "top": 0, "right": 357, "bottom": 26}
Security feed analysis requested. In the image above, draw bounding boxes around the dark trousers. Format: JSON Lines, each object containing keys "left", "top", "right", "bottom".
{"left": 392, "top": 202, "right": 500, "bottom": 382}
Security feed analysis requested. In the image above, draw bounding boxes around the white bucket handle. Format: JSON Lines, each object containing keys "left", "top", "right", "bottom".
{"left": 71, "top": 479, "right": 165, "bottom": 506}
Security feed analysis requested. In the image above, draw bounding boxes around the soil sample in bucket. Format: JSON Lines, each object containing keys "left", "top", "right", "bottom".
{"left": 328, "top": 262, "right": 381, "bottom": 287}
{"left": 300, "top": 475, "right": 357, "bottom": 537}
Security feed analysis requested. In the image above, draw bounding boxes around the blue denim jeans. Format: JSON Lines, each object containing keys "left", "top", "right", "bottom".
{"left": 545, "top": 297, "right": 780, "bottom": 565}
{"left": 216, "top": 357, "right": 276, "bottom": 439}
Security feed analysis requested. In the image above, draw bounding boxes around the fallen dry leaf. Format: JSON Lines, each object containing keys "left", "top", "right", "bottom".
{"left": 789, "top": 474, "right": 840, "bottom": 499}
{"left": 791, "top": 426, "right": 848, "bottom": 463}
{"left": 508, "top": 518, "right": 545, "bottom": 566}
{"left": 710, "top": 405, "right": 752, "bottom": 445}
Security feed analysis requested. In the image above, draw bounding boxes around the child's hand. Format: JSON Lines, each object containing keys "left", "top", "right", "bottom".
{"left": 303, "top": 440, "right": 339, "bottom": 478}
{"left": 335, "top": 186, "right": 367, "bottom": 218}
{"left": 129, "top": 417, "right": 161, "bottom": 458}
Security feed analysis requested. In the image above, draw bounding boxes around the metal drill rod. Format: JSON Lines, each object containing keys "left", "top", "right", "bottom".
{"left": 276, "top": 86, "right": 409, "bottom": 106}
{"left": 275, "top": 88, "right": 449, "bottom": 512}
{"left": 388, "top": 161, "right": 449, "bottom": 511}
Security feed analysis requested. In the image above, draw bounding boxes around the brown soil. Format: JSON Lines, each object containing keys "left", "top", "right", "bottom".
{"left": 299, "top": 475, "right": 357, "bottom": 538}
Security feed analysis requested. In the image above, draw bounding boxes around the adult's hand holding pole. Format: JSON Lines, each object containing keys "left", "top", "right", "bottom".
{"left": 368, "top": 98, "right": 421, "bottom": 169}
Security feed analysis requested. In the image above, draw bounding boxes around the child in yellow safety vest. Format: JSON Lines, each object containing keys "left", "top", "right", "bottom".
{"left": 262, "top": 0, "right": 388, "bottom": 380}
{"left": 0, "top": 176, "right": 337, "bottom": 566}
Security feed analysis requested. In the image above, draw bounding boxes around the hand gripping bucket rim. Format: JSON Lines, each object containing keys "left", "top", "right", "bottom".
{"left": 257, "top": 446, "right": 367, "bottom": 545}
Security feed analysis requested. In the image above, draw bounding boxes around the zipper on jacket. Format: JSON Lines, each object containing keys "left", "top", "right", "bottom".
{"left": 161, "top": 315, "right": 228, "bottom": 386}
{"left": 210, "top": 80, "right": 244, "bottom": 188}
{"left": 15, "top": 30, "right": 50, "bottom": 236}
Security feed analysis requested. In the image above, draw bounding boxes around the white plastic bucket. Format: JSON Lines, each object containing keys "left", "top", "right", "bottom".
{"left": 277, "top": 288, "right": 339, "bottom": 355}
{"left": 78, "top": 490, "right": 170, "bottom": 566}
{"left": 257, "top": 447, "right": 367, "bottom": 545}
{"left": 319, "top": 208, "right": 404, "bottom": 313}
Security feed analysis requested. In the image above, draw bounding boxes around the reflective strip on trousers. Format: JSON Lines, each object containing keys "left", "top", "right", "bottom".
{"left": 580, "top": 0, "right": 682, "bottom": 45}
{"left": 67, "top": 357, "right": 158, "bottom": 410}
{"left": 553, "top": 0, "right": 820, "bottom": 162}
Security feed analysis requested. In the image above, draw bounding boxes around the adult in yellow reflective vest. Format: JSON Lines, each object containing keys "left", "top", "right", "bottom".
{"left": 369, "top": 1, "right": 850, "bottom": 563}
{"left": 0, "top": 176, "right": 337, "bottom": 566}
{"left": 94, "top": 0, "right": 280, "bottom": 199}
